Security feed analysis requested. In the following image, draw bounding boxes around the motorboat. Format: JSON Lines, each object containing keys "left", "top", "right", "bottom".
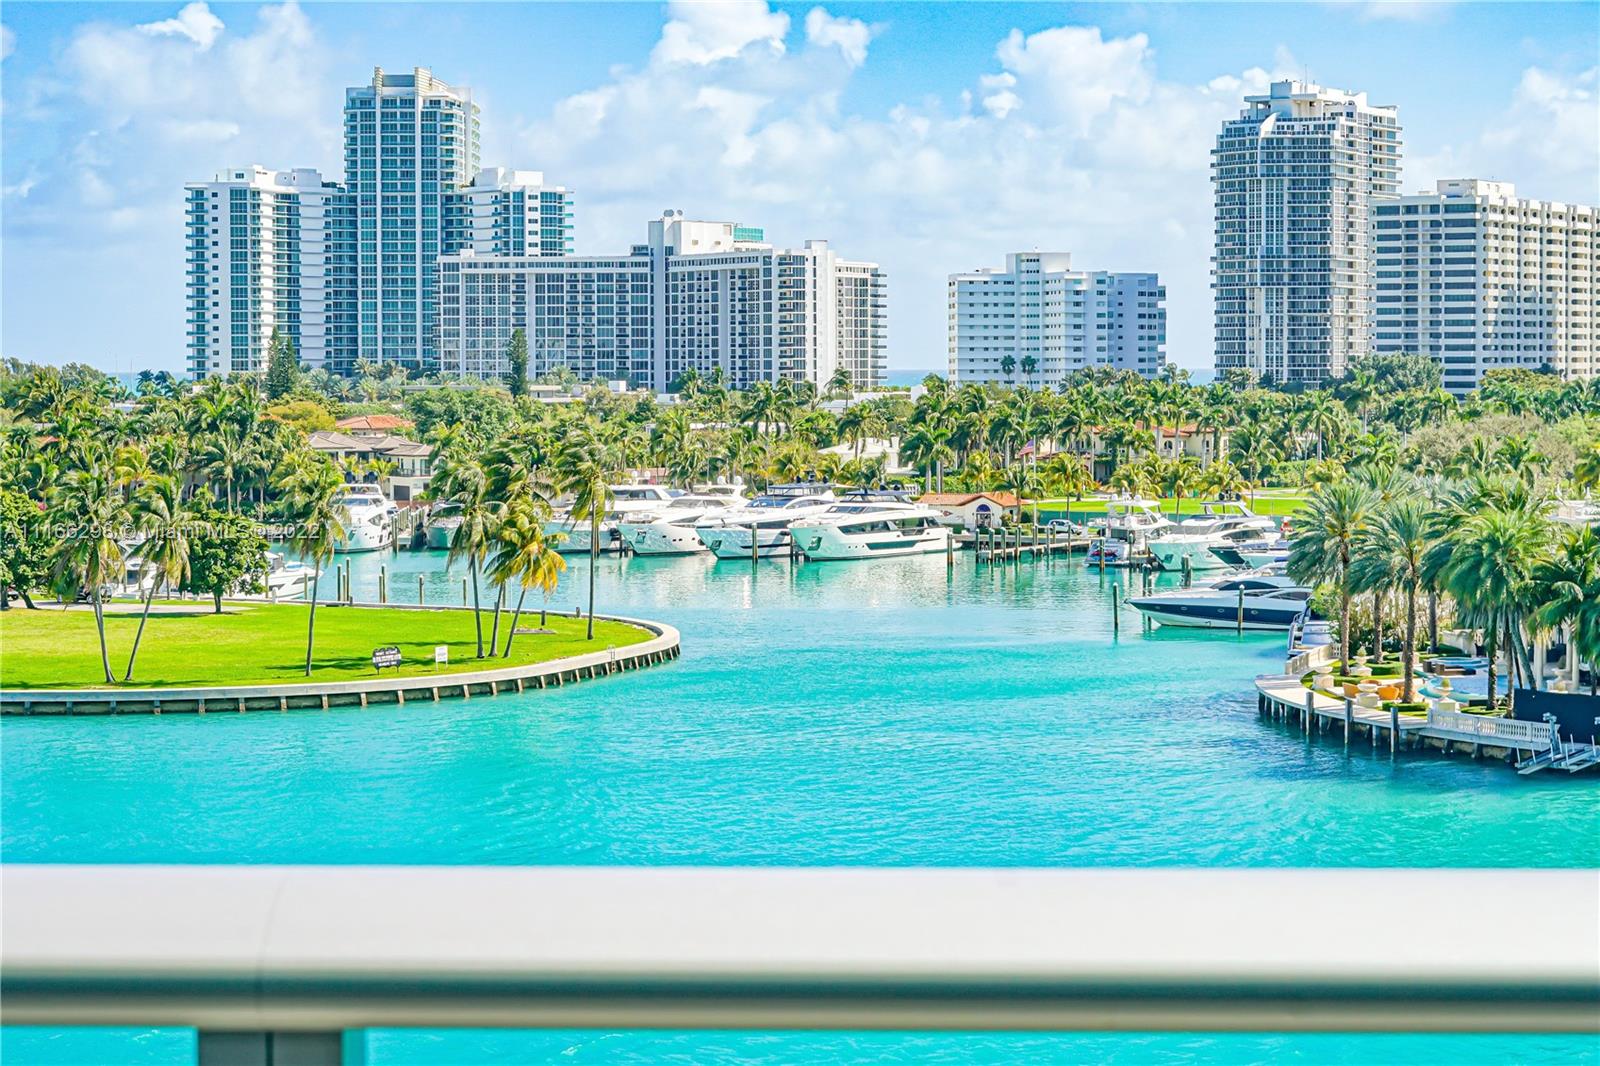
{"left": 545, "top": 484, "right": 681, "bottom": 554}
{"left": 1099, "top": 497, "right": 1174, "bottom": 547}
{"left": 334, "top": 483, "right": 395, "bottom": 552}
{"left": 788, "top": 501, "right": 953, "bottom": 561}
{"left": 1211, "top": 536, "right": 1290, "bottom": 571}
{"left": 424, "top": 502, "right": 462, "bottom": 550}
{"left": 1148, "top": 518, "right": 1282, "bottom": 574}
{"left": 265, "top": 552, "right": 315, "bottom": 599}
{"left": 1083, "top": 537, "right": 1146, "bottom": 568}
{"left": 696, "top": 490, "right": 841, "bottom": 559}
{"left": 1126, "top": 570, "right": 1313, "bottom": 630}
{"left": 1171, "top": 500, "right": 1276, "bottom": 537}
{"left": 619, "top": 494, "right": 744, "bottom": 556}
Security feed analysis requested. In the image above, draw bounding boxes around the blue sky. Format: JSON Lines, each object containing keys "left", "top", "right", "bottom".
{"left": 3, "top": 1, "right": 1597, "bottom": 375}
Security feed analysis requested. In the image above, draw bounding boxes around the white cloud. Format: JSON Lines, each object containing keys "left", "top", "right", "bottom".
{"left": 653, "top": 0, "right": 789, "bottom": 66}
{"left": 138, "top": 2, "right": 224, "bottom": 50}
{"left": 804, "top": 8, "right": 874, "bottom": 69}
{"left": 517, "top": 4, "right": 1303, "bottom": 369}
{"left": 1, "top": 24, "right": 15, "bottom": 62}
{"left": 1409, "top": 65, "right": 1599, "bottom": 200}
{"left": 1334, "top": 1, "right": 1456, "bottom": 23}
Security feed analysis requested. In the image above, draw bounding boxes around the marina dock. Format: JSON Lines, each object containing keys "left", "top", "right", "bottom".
{"left": 1255, "top": 674, "right": 1599, "bottom": 773}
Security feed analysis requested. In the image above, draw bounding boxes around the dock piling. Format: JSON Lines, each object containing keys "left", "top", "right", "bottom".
{"left": 417, "top": 575, "right": 424, "bottom": 605}
{"left": 1111, "top": 582, "right": 1120, "bottom": 638}
{"left": 1344, "top": 697, "right": 1353, "bottom": 746}
{"left": 1236, "top": 586, "right": 1245, "bottom": 634}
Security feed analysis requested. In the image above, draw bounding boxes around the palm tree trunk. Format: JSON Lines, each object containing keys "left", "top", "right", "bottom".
{"left": 1427, "top": 588, "right": 1439, "bottom": 653}
{"left": 1372, "top": 591, "right": 1384, "bottom": 660}
{"left": 1339, "top": 585, "right": 1351, "bottom": 673}
{"left": 1484, "top": 625, "right": 1498, "bottom": 710}
{"left": 503, "top": 587, "right": 528, "bottom": 658}
{"left": 470, "top": 566, "right": 483, "bottom": 658}
{"left": 92, "top": 589, "right": 115, "bottom": 685}
{"left": 304, "top": 569, "right": 321, "bottom": 676}
{"left": 489, "top": 585, "right": 504, "bottom": 657}
{"left": 123, "top": 582, "right": 157, "bottom": 681}
{"left": 1402, "top": 580, "right": 1417, "bottom": 704}
{"left": 587, "top": 512, "right": 598, "bottom": 640}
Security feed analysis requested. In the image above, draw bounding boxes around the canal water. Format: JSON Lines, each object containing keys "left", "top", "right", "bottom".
{"left": 4, "top": 549, "right": 1596, "bottom": 1064}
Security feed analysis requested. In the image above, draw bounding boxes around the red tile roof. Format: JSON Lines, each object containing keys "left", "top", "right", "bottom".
{"left": 336, "top": 414, "right": 414, "bottom": 432}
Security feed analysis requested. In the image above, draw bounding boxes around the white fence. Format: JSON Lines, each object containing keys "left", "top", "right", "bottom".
{"left": 1425, "top": 708, "right": 1556, "bottom": 750}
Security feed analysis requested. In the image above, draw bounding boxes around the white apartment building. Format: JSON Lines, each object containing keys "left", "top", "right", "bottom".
{"left": 187, "top": 67, "right": 574, "bottom": 379}
{"left": 343, "top": 67, "right": 480, "bottom": 371}
{"left": 442, "top": 167, "right": 574, "bottom": 259}
{"left": 1374, "top": 179, "right": 1597, "bottom": 393}
{"left": 184, "top": 166, "right": 356, "bottom": 378}
{"left": 948, "top": 252, "right": 1166, "bottom": 386}
{"left": 437, "top": 213, "right": 887, "bottom": 391}
{"left": 1213, "top": 79, "right": 1401, "bottom": 384}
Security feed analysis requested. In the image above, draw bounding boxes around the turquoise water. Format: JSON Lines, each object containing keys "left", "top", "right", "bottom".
{"left": 4, "top": 550, "right": 1597, "bottom": 1063}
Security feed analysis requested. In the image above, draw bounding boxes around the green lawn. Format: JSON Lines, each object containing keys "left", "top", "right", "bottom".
{"left": 0, "top": 602, "right": 650, "bottom": 690}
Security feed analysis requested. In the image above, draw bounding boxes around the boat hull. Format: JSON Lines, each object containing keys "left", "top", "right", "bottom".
{"left": 621, "top": 523, "right": 708, "bottom": 556}
{"left": 705, "top": 526, "right": 793, "bottom": 559}
{"left": 1127, "top": 599, "right": 1305, "bottom": 630}
{"left": 425, "top": 524, "right": 456, "bottom": 551}
{"left": 791, "top": 527, "right": 951, "bottom": 562}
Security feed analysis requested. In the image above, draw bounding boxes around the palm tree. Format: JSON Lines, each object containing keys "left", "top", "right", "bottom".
{"left": 122, "top": 475, "right": 191, "bottom": 681}
{"left": 275, "top": 451, "right": 345, "bottom": 676}
{"left": 1533, "top": 527, "right": 1600, "bottom": 694}
{"left": 50, "top": 464, "right": 129, "bottom": 685}
{"left": 1288, "top": 481, "right": 1378, "bottom": 672}
{"left": 1440, "top": 502, "right": 1553, "bottom": 705}
{"left": 1359, "top": 499, "right": 1432, "bottom": 702}
{"left": 556, "top": 422, "right": 622, "bottom": 640}
{"left": 490, "top": 498, "right": 567, "bottom": 657}
{"left": 437, "top": 454, "right": 498, "bottom": 658}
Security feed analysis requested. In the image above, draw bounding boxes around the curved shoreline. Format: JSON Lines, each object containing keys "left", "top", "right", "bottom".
{"left": 0, "top": 606, "right": 680, "bottom": 716}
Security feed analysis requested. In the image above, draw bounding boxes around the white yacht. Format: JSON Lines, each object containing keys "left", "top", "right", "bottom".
{"left": 546, "top": 484, "right": 681, "bottom": 554}
{"left": 1148, "top": 508, "right": 1280, "bottom": 574}
{"left": 265, "top": 552, "right": 315, "bottom": 599}
{"left": 1099, "top": 497, "right": 1174, "bottom": 546}
{"left": 788, "top": 501, "right": 953, "bottom": 561}
{"left": 696, "top": 489, "right": 840, "bottom": 559}
{"left": 619, "top": 494, "right": 744, "bottom": 556}
{"left": 1126, "top": 569, "right": 1312, "bottom": 630}
{"left": 335, "top": 484, "right": 395, "bottom": 553}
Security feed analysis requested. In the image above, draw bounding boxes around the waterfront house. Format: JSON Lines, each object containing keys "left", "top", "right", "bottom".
{"left": 919, "top": 492, "right": 1021, "bottom": 529}
{"left": 307, "top": 430, "right": 435, "bottom": 502}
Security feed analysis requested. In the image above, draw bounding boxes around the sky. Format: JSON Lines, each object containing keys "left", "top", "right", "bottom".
{"left": 2, "top": 1, "right": 1597, "bottom": 376}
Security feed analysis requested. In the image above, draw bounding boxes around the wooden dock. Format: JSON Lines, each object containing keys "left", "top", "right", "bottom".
{"left": 1254, "top": 675, "right": 1597, "bottom": 772}
{"left": 959, "top": 529, "right": 1092, "bottom": 563}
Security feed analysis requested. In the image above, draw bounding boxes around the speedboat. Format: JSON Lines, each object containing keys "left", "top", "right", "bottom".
{"left": 1126, "top": 570, "right": 1313, "bottom": 630}
{"left": 545, "top": 484, "right": 681, "bottom": 554}
{"left": 265, "top": 552, "right": 314, "bottom": 598}
{"left": 788, "top": 501, "right": 953, "bottom": 561}
{"left": 335, "top": 483, "right": 395, "bottom": 552}
{"left": 1211, "top": 536, "right": 1290, "bottom": 571}
{"left": 424, "top": 502, "right": 462, "bottom": 550}
{"left": 619, "top": 494, "right": 744, "bottom": 556}
{"left": 697, "top": 489, "right": 840, "bottom": 559}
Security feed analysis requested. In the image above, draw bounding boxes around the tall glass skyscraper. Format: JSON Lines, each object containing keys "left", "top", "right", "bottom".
{"left": 343, "top": 67, "right": 481, "bottom": 371}
{"left": 1212, "top": 80, "right": 1401, "bottom": 384}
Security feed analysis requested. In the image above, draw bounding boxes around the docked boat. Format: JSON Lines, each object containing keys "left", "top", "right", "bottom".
{"left": 1146, "top": 503, "right": 1279, "bottom": 574}
{"left": 788, "top": 501, "right": 953, "bottom": 561}
{"left": 265, "top": 552, "right": 315, "bottom": 599}
{"left": 619, "top": 494, "right": 744, "bottom": 556}
{"left": 696, "top": 489, "right": 840, "bottom": 559}
{"left": 1211, "top": 537, "right": 1290, "bottom": 571}
{"left": 424, "top": 502, "right": 462, "bottom": 550}
{"left": 545, "top": 484, "right": 681, "bottom": 554}
{"left": 334, "top": 483, "right": 396, "bottom": 552}
{"left": 1126, "top": 570, "right": 1313, "bottom": 630}
{"left": 1100, "top": 497, "right": 1174, "bottom": 547}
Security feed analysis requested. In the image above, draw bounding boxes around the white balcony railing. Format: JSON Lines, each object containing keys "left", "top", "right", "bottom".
{"left": 3, "top": 865, "right": 1596, "bottom": 1056}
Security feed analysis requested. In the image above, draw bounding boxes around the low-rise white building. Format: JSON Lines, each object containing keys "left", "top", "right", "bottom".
{"left": 1373, "top": 179, "right": 1597, "bottom": 393}
{"left": 437, "top": 213, "right": 887, "bottom": 392}
{"left": 948, "top": 253, "right": 1165, "bottom": 386}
